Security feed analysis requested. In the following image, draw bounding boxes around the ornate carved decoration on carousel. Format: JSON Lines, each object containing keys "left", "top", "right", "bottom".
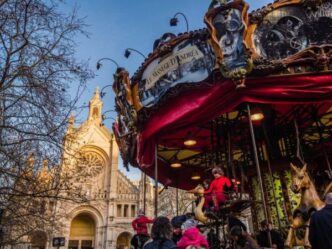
{"left": 205, "top": 0, "right": 253, "bottom": 88}
{"left": 248, "top": 0, "right": 332, "bottom": 76}
{"left": 285, "top": 163, "right": 332, "bottom": 249}
{"left": 112, "top": 67, "right": 138, "bottom": 169}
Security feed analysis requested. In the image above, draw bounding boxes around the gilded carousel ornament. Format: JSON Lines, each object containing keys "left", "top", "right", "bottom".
{"left": 205, "top": 0, "right": 253, "bottom": 88}
{"left": 112, "top": 67, "right": 138, "bottom": 169}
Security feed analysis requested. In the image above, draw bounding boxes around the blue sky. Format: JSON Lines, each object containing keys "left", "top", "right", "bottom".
{"left": 63, "top": 0, "right": 271, "bottom": 180}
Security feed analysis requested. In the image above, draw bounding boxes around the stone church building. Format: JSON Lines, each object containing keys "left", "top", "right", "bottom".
{"left": 46, "top": 89, "right": 153, "bottom": 249}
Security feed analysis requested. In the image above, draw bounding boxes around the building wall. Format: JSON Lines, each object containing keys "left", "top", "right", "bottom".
{"left": 48, "top": 89, "right": 153, "bottom": 249}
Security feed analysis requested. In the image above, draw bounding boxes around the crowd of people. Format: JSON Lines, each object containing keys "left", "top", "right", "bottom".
{"left": 131, "top": 211, "right": 271, "bottom": 249}
{"left": 130, "top": 166, "right": 332, "bottom": 249}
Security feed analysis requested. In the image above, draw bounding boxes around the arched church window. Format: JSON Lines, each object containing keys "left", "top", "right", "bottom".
{"left": 92, "top": 107, "right": 99, "bottom": 118}
{"left": 77, "top": 151, "right": 105, "bottom": 178}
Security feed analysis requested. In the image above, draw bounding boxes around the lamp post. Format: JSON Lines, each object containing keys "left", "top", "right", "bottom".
{"left": 124, "top": 48, "right": 146, "bottom": 59}
{"left": 169, "top": 12, "right": 189, "bottom": 32}
{"left": 96, "top": 58, "right": 119, "bottom": 98}
{"left": 100, "top": 85, "right": 113, "bottom": 98}
{"left": 247, "top": 104, "right": 272, "bottom": 248}
{"left": 96, "top": 57, "right": 119, "bottom": 70}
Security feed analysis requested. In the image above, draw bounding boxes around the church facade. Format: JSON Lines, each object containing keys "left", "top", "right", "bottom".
{"left": 47, "top": 89, "right": 153, "bottom": 249}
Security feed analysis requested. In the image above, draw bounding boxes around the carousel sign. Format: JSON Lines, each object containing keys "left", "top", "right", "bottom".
{"left": 144, "top": 45, "right": 205, "bottom": 90}
{"left": 139, "top": 37, "right": 215, "bottom": 108}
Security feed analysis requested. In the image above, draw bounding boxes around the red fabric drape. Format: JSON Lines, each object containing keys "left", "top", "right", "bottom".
{"left": 135, "top": 74, "right": 332, "bottom": 189}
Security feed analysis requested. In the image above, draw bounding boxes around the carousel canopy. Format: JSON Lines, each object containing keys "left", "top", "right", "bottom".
{"left": 112, "top": 0, "right": 332, "bottom": 189}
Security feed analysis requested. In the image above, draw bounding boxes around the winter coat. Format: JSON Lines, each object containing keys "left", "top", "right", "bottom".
{"left": 143, "top": 239, "right": 177, "bottom": 249}
{"left": 177, "top": 228, "right": 209, "bottom": 249}
{"left": 132, "top": 216, "right": 154, "bottom": 235}
{"left": 309, "top": 204, "right": 332, "bottom": 249}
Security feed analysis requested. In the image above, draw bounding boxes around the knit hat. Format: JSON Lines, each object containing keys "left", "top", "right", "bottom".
{"left": 137, "top": 209, "right": 145, "bottom": 216}
{"left": 181, "top": 219, "right": 198, "bottom": 230}
{"left": 171, "top": 215, "right": 187, "bottom": 228}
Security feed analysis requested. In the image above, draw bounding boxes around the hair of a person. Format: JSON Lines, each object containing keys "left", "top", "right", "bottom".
{"left": 228, "top": 216, "right": 247, "bottom": 232}
{"left": 212, "top": 167, "right": 224, "bottom": 175}
{"left": 230, "top": 225, "right": 247, "bottom": 247}
{"left": 230, "top": 225, "right": 243, "bottom": 236}
{"left": 151, "top": 216, "right": 172, "bottom": 240}
{"left": 325, "top": 192, "right": 332, "bottom": 204}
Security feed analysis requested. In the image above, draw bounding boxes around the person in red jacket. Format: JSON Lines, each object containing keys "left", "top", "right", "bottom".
{"left": 132, "top": 210, "right": 154, "bottom": 236}
{"left": 204, "top": 167, "right": 232, "bottom": 211}
{"left": 177, "top": 219, "right": 209, "bottom": 249}
{"left": 131, "top": 210, "right": 154, "bottom": 249}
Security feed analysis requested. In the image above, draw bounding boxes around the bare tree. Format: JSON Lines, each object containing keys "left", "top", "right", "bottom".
{"left": 0, "top": 0, "right": 93, "bottom": 245}
{"left": 158, "top": 187, "right": 195, "bottom": 217}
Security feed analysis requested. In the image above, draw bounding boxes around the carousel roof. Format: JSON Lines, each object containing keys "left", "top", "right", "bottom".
{"left": 112, "top": 0, "right": 332, "bottom": 189}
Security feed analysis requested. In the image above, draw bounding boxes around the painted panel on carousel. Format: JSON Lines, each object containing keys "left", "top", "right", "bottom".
{"left": 205, "top": 0, "right": 252, "bottom": 86}
{"left": 139, "top": 38, "right": 215, "bottom": 108}
{"left": 253, "top": 1, "right": 332, "bottom": 60}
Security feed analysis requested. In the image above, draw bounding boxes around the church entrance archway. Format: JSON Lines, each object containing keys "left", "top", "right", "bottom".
{"left": 29, "top": 231, "right": 47, "bottom": 249}
{"left": 116, "top": 232, "right": 132, "bottom": 249}
{"left": 69, "top": 213, "right": 96, "bottom": 249}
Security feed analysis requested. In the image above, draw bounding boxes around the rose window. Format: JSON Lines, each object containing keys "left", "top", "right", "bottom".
{"left": 77, "top": 152, "right": 104, "bottom": 177}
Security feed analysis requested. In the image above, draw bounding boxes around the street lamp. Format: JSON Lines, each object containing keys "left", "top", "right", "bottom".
{"left": 100, "top": 85, "right": 113, "bottom": 98}
{"left": 169, "top": 12, "right": 189, "bottom": 33}
{"left": 100, "top": 116, "right": 116, "bottom": 127}
{"left": 96, "top": 58, "right": 119, "bottom": 98}
{"left": 124, "top": 48, "right": 146, "bottom": 59}
{"left": 96, "top": 57, "right": 119, "bottom": 70}
{"left": 102, "top": 110, "right": 116, "bottom": 121}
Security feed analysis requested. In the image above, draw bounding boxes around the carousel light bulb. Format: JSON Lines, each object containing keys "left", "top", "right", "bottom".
{"left": 250, "top": 107, "right": 264, "bottom": 121}
{"left": 170, "top": 162, "right": 182, "bottom": 168}
{"left": 250, "top": 113, "right": 264, "bottom": 121}
{"left": 191, "top": 173, "right": 201, "bottom": 180}
{"left": 184, "top": 139, "right": 197, "bottom": 146}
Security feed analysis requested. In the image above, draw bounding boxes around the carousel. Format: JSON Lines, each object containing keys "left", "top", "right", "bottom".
{"left": 110, "top": 0, "right": 332, "bottom": 248}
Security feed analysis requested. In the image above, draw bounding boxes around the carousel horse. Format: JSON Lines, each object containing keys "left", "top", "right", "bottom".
{"left": 285, "top": 163, "right": 326, "bottom": 249}
{"left": 188, "top": 184, "right": 251, "bottom": 225}
{"left": 188, "top": 185, "right": 209, "bottom": 224}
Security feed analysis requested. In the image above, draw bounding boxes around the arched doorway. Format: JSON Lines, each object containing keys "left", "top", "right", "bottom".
{"left": 29, "top": 231, "right": 47, "bottom": 249}
{"left": 116, "top": 232, "right": 132, "bottom": 249}
{"left": 69, "top": 213, "right": 96, "bottom": 249}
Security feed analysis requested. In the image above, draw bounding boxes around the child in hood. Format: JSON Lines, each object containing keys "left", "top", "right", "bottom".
{"left": 177, "top": 219, "right": 209, "bottom": 249}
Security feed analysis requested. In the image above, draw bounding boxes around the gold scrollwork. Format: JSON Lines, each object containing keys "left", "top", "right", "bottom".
{"left": 205, "top": 0, "right": 253, "bottom": 87}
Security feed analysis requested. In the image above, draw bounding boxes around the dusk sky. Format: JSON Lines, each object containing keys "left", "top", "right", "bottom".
{"left": 63, "top": 0, "right": 271, "bottom": 180}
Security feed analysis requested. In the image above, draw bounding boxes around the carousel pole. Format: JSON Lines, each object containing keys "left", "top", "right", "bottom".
{"left": 154, "top": 144, "right": 159, "bottom": 218}
{"left": 262, "top": 123, "right": 283, "bottom": 231}
{"left": 176, "top": 187, "right": 179, "bottom": 216}
{"left": 315, "top": 119, "right": 332, "bottom": 177}
{"left": 246, "top": 104, "right": 272, "bottom": 248}
{"left": 227, "top": 113, "right": 236, "bottom": 180}
{"left": 143, "top": 173, "right": 147, "bottom": 214}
